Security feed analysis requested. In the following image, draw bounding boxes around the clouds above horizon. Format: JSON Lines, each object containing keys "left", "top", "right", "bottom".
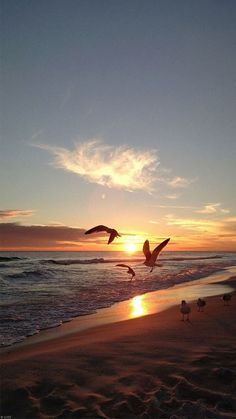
{"left": 0, "top": 222, "right": 136, "bottom": 249}
{"left": 164, "top": 213, "right": 236, "bottom": 240}
{"left": 0, "top": 209, "right": 34, "bottom": 219}
{"left": 35, "top": 140, "right": 192, "bottom": 193}
{"left": 0, "top": 223, "right": 87, "bottom": 249}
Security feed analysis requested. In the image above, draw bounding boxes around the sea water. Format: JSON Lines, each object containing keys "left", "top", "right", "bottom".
{"left": 0, "top": 251, "right": 235, "bottom": 346}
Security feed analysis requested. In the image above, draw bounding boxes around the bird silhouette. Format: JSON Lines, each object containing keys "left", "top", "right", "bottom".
{"left": 222, "top": 294, "right": 232, "bottom": 306}
{"left": 180, "top": 300, "right": 191, "bottom": 321}
{"left": 197, "top": 298, "right": 206, "bottom": 312}
{"left": 85, "top": 225, "right": 121, "bottom": 244}
{"left": 116, "top": 264, "right": 136, "bottom": 281}
{"left": 143, "top": 238, "right": 170, "bottom": 272}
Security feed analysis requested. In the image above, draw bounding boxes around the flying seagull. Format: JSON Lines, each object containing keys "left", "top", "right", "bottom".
{"left": 143, "top": 238, "right": 170, "bottom": 272}
{"left": 180, "top": 300, "right": 191, "bottom": 321}
{"left": 85, "top": 225, "right": 121, "bottom": 244}
{"left": 116, "top": 264, "right": 136, "bottom": 281}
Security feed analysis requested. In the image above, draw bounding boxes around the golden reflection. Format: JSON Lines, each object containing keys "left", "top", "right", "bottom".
{"left": 130, "top": 295, "right": 147, "bottom": 318}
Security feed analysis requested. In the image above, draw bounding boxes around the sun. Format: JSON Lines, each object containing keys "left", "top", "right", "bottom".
{"left": 124, "top": 242, "right": 137, "bottom": 253}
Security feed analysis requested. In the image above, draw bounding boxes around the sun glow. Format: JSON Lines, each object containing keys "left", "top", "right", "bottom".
{"left": 124, "top": 242, "right": 137, "bottom": 253}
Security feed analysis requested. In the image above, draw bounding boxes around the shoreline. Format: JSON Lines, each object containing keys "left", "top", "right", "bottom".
{"left": 1, "top": 265, "right": 236, "bottom": 354}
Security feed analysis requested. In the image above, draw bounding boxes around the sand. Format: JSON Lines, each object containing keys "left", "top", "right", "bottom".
{"left": 1, "top": 279, "right": 236, "bottom": 419}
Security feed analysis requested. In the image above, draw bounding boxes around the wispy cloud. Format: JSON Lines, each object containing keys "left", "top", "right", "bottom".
{"left": 164, "top": 213, "right": 236, "bottom": 243}
{"left": 166, "top": 176, "right": 194, "bottom": 188}
{"left": 35, "top": 140, "right": 195, "bottom": 193}
{"left": 165, "top": 193, "right": 180, "bottom": 200}
{"left": 30, "top": 130, "right": 43, "bottom": 140}
{"left": 36, "top": 140, "right": 159, "bottom": 192}
{"left": 165, "top": 215, "right": 222, "bottom": 233}
{"left": 196, "top": 203, "right": 230, "bottom": 214}
{"left": 157, "top": 205, "right": 196, "bottom": 209}
{"left": 0, "top": 209, "right": 34, "bottom": 219}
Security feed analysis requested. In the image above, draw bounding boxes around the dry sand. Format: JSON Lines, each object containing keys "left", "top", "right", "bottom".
{"left": 1, "top": 279, "right": 236, "bottom": 419}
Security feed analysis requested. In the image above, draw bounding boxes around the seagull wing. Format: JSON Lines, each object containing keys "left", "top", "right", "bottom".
{"left": 143, "top": 240, "right": 152, "bottom": 261}
{"left": 116, "top": 264, "right": 135, "bottom": 277}
{"left": 85, "top": 225, "right": 109, "bottom": 235}
{"left": 116, "top": 264, "right": 130, "bottom": 268}
{"left": 128, "top": 267, "right": 135, "bottom": 276}
{"left": 149, "top": 238, "right": 170, "bottom": 264}
{"left": 108, "top": 230, "right": 117, "bottom": 244}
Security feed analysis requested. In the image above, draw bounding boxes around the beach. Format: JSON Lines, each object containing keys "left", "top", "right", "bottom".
{"left": 1, "top": 276, "right": 236, "bottom": 419}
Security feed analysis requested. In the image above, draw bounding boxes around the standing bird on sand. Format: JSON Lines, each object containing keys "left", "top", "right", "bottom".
{"left": 85, "top": 225, "right": 121, "bottom": 244}
{"left": 180, "top": 300, "right": 191, "bottom": 321}
{"left": 197, "top": 298, "right": 206, "bottom": 312}
{"left": 222, "top": 294, "right": 232, "bottom": 306}
{"left": 143, "top": 238, "right": 170, "bottom": 272}
{"left": 116, "top": 264, "right": 136, "bottom": 281}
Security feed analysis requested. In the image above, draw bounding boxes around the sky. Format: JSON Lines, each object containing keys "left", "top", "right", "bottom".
{"left": 1, "top": 0, "right": 236, "bottom": 251}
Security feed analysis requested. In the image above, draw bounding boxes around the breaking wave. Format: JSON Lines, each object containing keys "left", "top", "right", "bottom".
{"left": 41, "top": 255, "right": 222, "bottom": 266}
{"left": 0, "top": 256, "right": 24, "bottom": 262}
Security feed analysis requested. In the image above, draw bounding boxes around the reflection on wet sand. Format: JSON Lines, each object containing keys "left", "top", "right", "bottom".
{"left": 130, "top": 295, "right": 147, "bottom": 318}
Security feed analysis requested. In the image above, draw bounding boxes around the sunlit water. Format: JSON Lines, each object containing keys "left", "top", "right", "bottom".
{"left": 0, "top": 251, "right": 235, "bottom": 346}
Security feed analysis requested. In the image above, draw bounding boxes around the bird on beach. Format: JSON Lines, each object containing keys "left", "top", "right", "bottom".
{"left": 180, "top": 300, "right": 191, "bottom": 321}
{"left": 116, "top": 264, "right": 136, "bottom": 281}
{"left": 222, "top": 294, "right": 232, "bottom": 306}
{"left": 197, "top": 298, "right": 206, "bottom": 312}
{"left": 143, "top": 238, "right": 170, "bottom": 272}
{"left": 85, "top": 225, "right": 121, "bottom": 244}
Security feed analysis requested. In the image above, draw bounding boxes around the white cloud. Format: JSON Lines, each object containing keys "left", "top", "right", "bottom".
{"left": 36, "top": 140, "right": 159, "bottom": 192}
{"left": 165, "top": 193, "right": 180, "bottom": 200}
{"left": 166, "top": 176, "right": 193, "bottom": 188}
{"left": 196, "top": 203, "right": 221, "bottom": 214}
{"left": 220, "top": 208, "right": 230, "bottom": 214}
{"left": 196, "top": 203, "right": 230, "bottom": 215}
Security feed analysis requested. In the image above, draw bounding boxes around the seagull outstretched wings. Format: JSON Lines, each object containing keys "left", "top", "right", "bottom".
{"left": 143, "top": 238, "right": 170, "bottom": 272}
{"left": 85, "top": 225, "right": 121, "bottom": 244}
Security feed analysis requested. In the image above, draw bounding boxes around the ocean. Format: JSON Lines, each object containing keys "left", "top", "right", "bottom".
{"left": 0, "top": 251, "right": 236, "bottom": 347}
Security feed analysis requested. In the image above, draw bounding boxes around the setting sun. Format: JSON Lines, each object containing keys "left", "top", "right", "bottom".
{"left": 124, "top": 242, "right": 137, "bottom": 253}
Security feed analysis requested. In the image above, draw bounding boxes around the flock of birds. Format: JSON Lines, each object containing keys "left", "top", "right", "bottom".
{"left": 85, "top": 224, "right": 170, "bottom": 276}
{"left": 85, "top": 224, "right": 232, "bottom": 321}
{"left": 180, "top": 294, "right": 232, "bottom": 321}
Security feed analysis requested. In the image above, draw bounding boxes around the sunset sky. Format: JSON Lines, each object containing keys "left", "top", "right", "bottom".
{"left": 1, "top": 0, "right": 236, "bottom": 251}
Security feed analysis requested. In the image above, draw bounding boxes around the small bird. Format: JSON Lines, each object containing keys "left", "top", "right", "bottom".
{"left": 222, "top": 294, "right": 232, "bottom": 306}
{"left": 85, "top": 225, "right": 121, "bottom": 244}
{"left": 116, "top": 264, "right": 136, "bottom": 281}
{"left": 143, "top": 238, "right": 170, "bottom": 272}
{"left": 197, "top": 298, "right": 206, "bottom": 312}
{"left": 180, "top": 300, "right": 191, "bottom": 321}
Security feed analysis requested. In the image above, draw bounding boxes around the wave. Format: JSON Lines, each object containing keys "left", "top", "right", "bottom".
{"left": 41, "top": 255, "right": 222, "bottom": 265}
{"left": 7, "top": 269, "right": 49, "bottom": 279}
{"left": 161, "top": 255, "right": 223, "bottom": 261}
{"left": 0, "top": 256, "right": 23, "bottom": 262}
{"left": 42, "top": 257, "right": 108, "bottom": 265}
